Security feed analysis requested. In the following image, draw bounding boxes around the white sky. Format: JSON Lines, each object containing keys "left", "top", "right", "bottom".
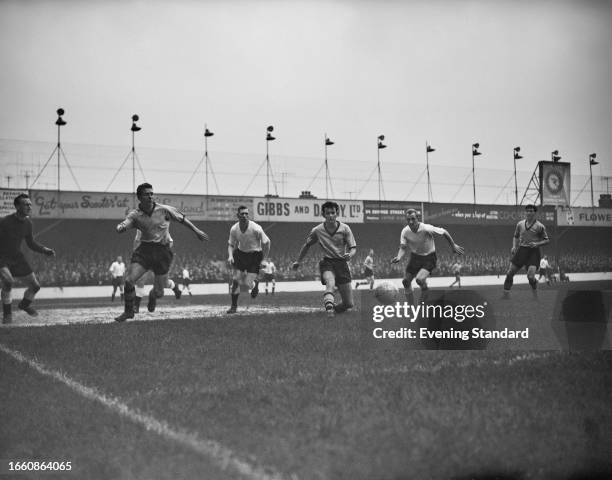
{"left": 1, "top": 0, "right": 611, "bottom": 204}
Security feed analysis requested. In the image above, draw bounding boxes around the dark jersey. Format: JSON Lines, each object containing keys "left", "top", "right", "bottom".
{"left": 0, "top": 214, "right": 46, "bottom": 256}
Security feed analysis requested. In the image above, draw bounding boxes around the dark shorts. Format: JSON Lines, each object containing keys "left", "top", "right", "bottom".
{"left": 454, "top": 273, "right": 461, "bottom": 280}
{"left": 511, "top": 246, "right": 541, "bottom": 270}
{"left": 0, "top": 252, "right": 33, "bottom": 277}
{"left": 183, "top": 278, "right": 191, "bottom": 286}
{"left": 263, "top": 273, "right": 275, "bottom": 282}
{"left": 131, "top": 242, "right": 174, "bottom": 275}
{"left": 319, "top": 257, "right": 352, "bottom": 286}
{"left": 112, "top": 276, "right": 124, "bottom": 288}
{"left": 233, "top": 249, "right": 263, "bottom": 274}
{"left": 363, "top": 267, "right": 374, "bottom": 278}
{"left": 406, "top": 252, "right": 437, "bottom": 276}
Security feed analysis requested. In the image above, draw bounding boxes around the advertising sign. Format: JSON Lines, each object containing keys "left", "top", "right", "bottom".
{"left": 556, "top": 206, "right": 612, "bottom": 227}
{"left": 28, "top": 190, "right": 252, "bottom": 221}
{"left": 0, "top": 189, "right": 24, "bottom": 216}
{"left": 425, "top": 203, "right": 555, "bottom": 225}
{"left": 252, "top": 197, "right": 364, "bottom": 223}
{"left": 363, "top": 201, "right": 422, "bottom": 222}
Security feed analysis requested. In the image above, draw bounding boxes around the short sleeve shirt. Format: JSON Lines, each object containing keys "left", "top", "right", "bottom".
{"left": 400, "top": 222, "right": 445, "bottom": 255}
{"left": 307, "top": 222, "right": 356, "bottom": 260}
{"left": 228, "top": 221, "right": 270, "bottom": 252}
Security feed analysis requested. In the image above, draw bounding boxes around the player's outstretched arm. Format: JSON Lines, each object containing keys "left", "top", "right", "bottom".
{"left": 292, "top": 243, "right": 312, "bottom": 270}
{"left": 343, "top": 246, "right": 357, "bottom": 261}
{"left": 227, "top": 244, "right": 235, "bottom": 265}
{"left": 25, "top": 230, "right": 55, "bottom": 257}
{"left": 182, "top": 218, "right": 209, "bottom": 242}
{"left": 440, "top": 229, "right": 465, "bottom": 255}
{"left": 391, "top": 245, "right": 406, "bottom": 263}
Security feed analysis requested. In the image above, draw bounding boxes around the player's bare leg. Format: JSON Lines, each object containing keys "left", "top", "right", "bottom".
{"left": 334, "top": 282, "right": 354, "bottom": 314}
{"left": 116, "top": 263, "right": 148, "bottom": 322}
{"left": 0, "top": 267, "right": 14, "bottom": 323}
{"left": 503, "top": 264, "right": 520, "bottom": 298}
{"left": 402, "top": 273, "right": 415, "bottom": 306}
{"left": 227, "top": 270, "right": 244, "bottom": 313}
{"left": 322, "top": 271, "right": 337, "bottom": 317}
{"left": 415, "top": 269, "right": 431, "bottom": 304}
{"left": 147, "top": 273, "right": 169, "bottom": 312}
{"left": 18, "top": 272, "right": 41, "bottom": 317}
{"left": 245, "top": 272, "right": 259, "bottom": 299}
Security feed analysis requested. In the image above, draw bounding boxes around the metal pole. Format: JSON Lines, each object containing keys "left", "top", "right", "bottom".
{"left": 472, "top": 149, "right": 476, "bottom": 207}
{"left": 57, "top": 123, "right": 61, "bottom": 195}
{"left": 590, "top": 160, "right": 594, "bottom": 208}
{"left": 132, "top": 130, "right": 136, "bottom": 209}
{"left": 266, "top": 140, "right": 270, "bottom": 198}
{"left": 325, "top": 134, "right": 329, "bottom": 199}
{"left": 205, "top": 133, "right": 209, "bottom": 198}
{"left": 426, "top": 142, "right": 431, "bottom": 203}
{"left": 514, "top": 153, "right": 518, "bottom": 207}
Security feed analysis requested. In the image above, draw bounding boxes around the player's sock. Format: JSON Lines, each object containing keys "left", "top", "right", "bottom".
{"left": 503, "top": 274, "right": 514, "bottom": 291}
{"left": 251, "top": 280, "right": 259, "bottom": 298}
{"left": 3, "top": 302, "right": 11, "bottom": 318}
{"left": 272, "top": 284, "right": 275, "bottom": 294}
{"left": 134, "top": 296, "right": 141, "bottom": 313}
{"left": 123, "top": 282, "right": 136, "bottom": 314}
{"left": 528, "top": 277, "right": 537, "bottom": 290}
{"left": 323, "top": 292, "right": 335, "bottom": 312}
{"left": 231, "top": 294, "right": 238, "bottom": 307}
{"left": 231, "top": 280, "right": 239, "bottom": 295}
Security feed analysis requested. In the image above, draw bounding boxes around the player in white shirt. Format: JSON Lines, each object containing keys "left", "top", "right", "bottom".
{"left": 293, "top": 201, "right": 357, "bottom": 317}
{"left": 109, "top": 256, "right": 126, "bottom": 301}
{"left": 227, "top": 205, "right": 271, "bottom": 313}
{"left": 261, "top": 258, "right": 277, "bottom": 295}
{"left": 392, "top": 209, "right": 464, "bottom": 305}
{"left": 355, "top": 249, "right": 375, "bottom": 290}
{"left": 182, "top": 267, "right": 192, "bottom": 296}
{"left": 449, "top": 261, "right": 462, "bottom": 288}
{"left": 538, "top": 255, "right": 552, "bottom": 285}
{"left": 114, "top": 183, "right": 208, "bottom": 322}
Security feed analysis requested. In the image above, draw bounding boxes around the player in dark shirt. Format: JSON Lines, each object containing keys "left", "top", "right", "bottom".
{"left": 0, "top": 193, "right": 55, "bottom": 323}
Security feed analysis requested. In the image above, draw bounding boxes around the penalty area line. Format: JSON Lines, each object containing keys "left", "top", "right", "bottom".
{"left": 0, "top": 343, "right": 289, "bottom": 480}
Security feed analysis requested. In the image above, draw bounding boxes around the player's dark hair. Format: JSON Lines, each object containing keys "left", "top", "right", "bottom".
{"left": 13, "top": 193, "right": 29, "bottom": 207}
{"left": 525, "top": 204, "right": 537, "bottom": 212}
{"left": 405, "top": 208, "right": 418, "bottom": 216}
{"left": 136, "top": 182, "right": 153, "bottom": 197}
{"left": 237, "top": 205, "right": 249, "bottom": 212}
{"left": 321, "top": 201, "right": 339, "bottom": 215}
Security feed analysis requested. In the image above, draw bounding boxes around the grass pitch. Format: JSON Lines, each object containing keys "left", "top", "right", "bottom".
{"left": 1, "top": 285, "right": 611, "bottom": 480}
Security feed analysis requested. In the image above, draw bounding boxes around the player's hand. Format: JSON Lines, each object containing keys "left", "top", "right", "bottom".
{"left": 116, "top": 224, "right": 127, "bottom": 233}
{"left": 44, "top": 247, "right": 56, "bottom": 257}
{"left": 292, "top": 261, "right": 300, "bottom": 270}
{"left": 453, "top": 244, "right": 465, "bottom": 255}
{"left": 391, "top": 256, "right": 400, "bottom": 264}
{"left": 227, "top": 256, "right": 234, "bottom": 265}
{"left": 342, "top": 253, "right": 351, "bottom": 261}
{"left": 527, "top": 242, "right": 537, "bottom": 248}
{"left": 510, "top": 247, "right": 517, "bottom": 255}
{"left": 195, "top": 229, "right": 209, "bottom": 241}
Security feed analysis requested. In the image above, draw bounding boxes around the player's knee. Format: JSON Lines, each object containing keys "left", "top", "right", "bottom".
{"left": 1, "top": 279, "right": 12, "bottom": 291}
{"left": 31, "top": 283, "right": 41, "bottom": 294}
{"left": 415, "top": 278, "right": 428, "bottom": 290}
{"left": 402, "top": 278, "right": 412, "bottom": 291}
{"left": 124, "top": 281, "right": 135, "bottom": 294}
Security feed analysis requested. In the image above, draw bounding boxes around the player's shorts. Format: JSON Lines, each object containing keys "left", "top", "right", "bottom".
{"left": 0, "top": 252, "right": 33, "bottom": 277}
{"left": 454, "top": 273, "right": 461, "bottom": 280}
{"left": 112, "top": 276, "right": 124, "bottom": 287}
{"left": 363, "top": 267, "right": 374, "bottom": 278}
{"left": 319, "top": 257, "right": 351, "bottom": 286}
{"left": 405, "top": 252, "right": 437, "bottom": 276}
{"left": 511, "top": 246, "right": 541, "bottom": 270}
{"left": 263, "top": 273, "right": 275, "bottom": 282}
{"left": 131, "top": 242, "right": 174, "bottom": 275}
{"left": 183, "top": 278, "right": 191, "bottom": 287}
{"left": 233, "top": 249, "right": 263, "bottom": 274}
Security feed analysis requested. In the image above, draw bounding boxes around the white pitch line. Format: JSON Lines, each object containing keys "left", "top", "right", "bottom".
{"left": 0, "top": 344, "right": 289, "bottom": 480}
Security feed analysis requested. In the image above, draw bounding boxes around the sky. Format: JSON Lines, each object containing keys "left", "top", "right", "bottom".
{"left": 1, "top": 0, "right": 611, "bottom": 205}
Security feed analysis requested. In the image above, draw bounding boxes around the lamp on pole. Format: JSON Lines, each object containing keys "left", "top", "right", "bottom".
{"left": 377, "top": 134, "right": 387, "bottom": 210}
{"left": 551, "top": 150, "right": 561, "bottom": 162}
{"left": 130, "top": 115, "right": 141, "bottom": 207}
{"left": 471, "top": 142, "right": 482, "bottom": 207}
{"left": 324, "top": 134, "right": 334, "bottom": 200}
{"left": 426, "top": 142, "right": 435, "bottom": 203}
{"left": 589, "top": 153, "right": 598, "bottom": 208}
{"left": 513, "top": 146, "right": 523, "bottom": 207}
{"left": 204, "top": 126, "right": 214, "bottom": 197}
{"left": 266, "top": 126, "right": 276, "bottom": 197}
{"left": 55, "top": 108, "right": 66, "bottom": 195}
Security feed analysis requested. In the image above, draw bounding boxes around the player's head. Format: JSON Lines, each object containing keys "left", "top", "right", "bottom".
{"left": 136, "top": 183, "right": 154, "bottom": 206}
{"left": 369, "top": 249, "right": 374, "bottom": 256}
{"left": 117, "top": 256, "right": 123, "bottom": 262}
{"left": 237, "top": 205, "right": 249, "bottom": 221}
{"left": 405, "top": 208, "right": 419, "bottom": 226}
{"left": 321, "top": 201, "right": 339, "bottom": 221}
{"left": 525, "top": 204, "right": 537, "bottom": 220}
{"left": 13, "top": 193, "right": 32, "bottom": 216}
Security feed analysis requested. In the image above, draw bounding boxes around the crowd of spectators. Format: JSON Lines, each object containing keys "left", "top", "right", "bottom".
{"left": 17, "top": 219, "right": 612, "bottom": 287}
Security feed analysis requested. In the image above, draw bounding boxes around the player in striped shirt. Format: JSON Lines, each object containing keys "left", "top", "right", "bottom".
{"left": 503, "top": 204, "right": 549, "bottom": 298}
{"left": 392, "top": 208, "right": 464, "bottom": 305}
{"left": 114, "top": 183, "right": 208, "bottom": 322}
{"left": 226, "top": 205, "right": 271, "bottom": 314}
{"left": 292, "top": 201, "right": 357, "bottom": 317}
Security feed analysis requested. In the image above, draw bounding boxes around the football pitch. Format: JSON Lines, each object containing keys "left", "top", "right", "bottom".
{"left": 1, "top": 285, "right": 611, "bottom": 480}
